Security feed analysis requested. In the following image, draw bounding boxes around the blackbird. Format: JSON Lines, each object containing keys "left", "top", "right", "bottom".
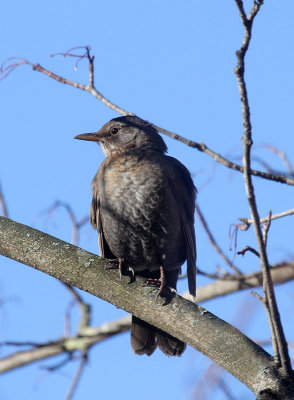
{"left": 75, "top": 116, "right": 196, "bottom": 356}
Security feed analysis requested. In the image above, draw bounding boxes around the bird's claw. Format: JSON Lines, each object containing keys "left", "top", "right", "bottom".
{"left": 105, "top": 259, "right": 124, "bottom": 279}
{"left": 105, "top": 259, "right": 135, "bottom": 283}
{"left": 142, "top": 278, "right": 178, "bottom": 299}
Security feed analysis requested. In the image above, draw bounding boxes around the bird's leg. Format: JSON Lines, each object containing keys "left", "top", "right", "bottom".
{"left": 157, "top": 266, "right": 177, "bottom": 299}
{"left": 158, "top": 265, "right": 166, "bottom": 294}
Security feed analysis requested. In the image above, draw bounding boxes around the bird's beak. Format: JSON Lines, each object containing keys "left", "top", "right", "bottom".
{"left": 74, "top": 132, "right": 99, "bottom": 142}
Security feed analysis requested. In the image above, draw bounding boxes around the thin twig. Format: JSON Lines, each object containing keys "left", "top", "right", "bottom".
{"left": 237, "top": 246, "right": 260, "bottom": 258}
{"left": 251, "top": 290, "right": 263, "bottom": 303}
{"left": 194, "top": 268, "right": 221, "bottom": 280}
{"left": 64, "top": 355, "right": 87, "bottom": 400}
{"left": 0, "top": 183, "right": 8, "bottom": 217}
{"left": 36, "top": 200, "right": 88, "bottom": 246}
{"left": 1, "top": 341, "right": 51, "bottom": 348}
{"left": 262, "top": 210, "right": 272, "bottom": 248}
{"left": 256, "top": 143, "right": 294, "bottom": 177}
{"left": 41, "top": 353, "right": 74, "bottom": 372}
{"left": 239, "top": 208, "right": 294, "bottom": 231}
{"left": 195, "top": 202, "right": 241, "bottom": 274}
{"left": 33, "top": 59, "right": 130, "bottom": 116}
{"left": 234, "top": 0, "right": 292, "bottom": 376}
{"left": 251, "top": 289, "right": 280, "bottom": 364}
{"left": 35, "top": 200, "right": 92, "bottom": 351}
{"left": 62, "top": 283, "right": 91, "bottom": 334}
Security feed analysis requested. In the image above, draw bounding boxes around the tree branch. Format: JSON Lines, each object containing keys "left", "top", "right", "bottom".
{"left": 234, "top": 0, "right": 292, "bottom": 377}
{"left": 1, "top": 52, "right": 294, "bottom": 186}
{"left": 2, "top": 262, "right": 293, "bottom": 374}
{"left": 0, "top": 217, "right": 293, "bottom": 396}
{"left": 0, "top": 315, "right": 131, "bottom": 374}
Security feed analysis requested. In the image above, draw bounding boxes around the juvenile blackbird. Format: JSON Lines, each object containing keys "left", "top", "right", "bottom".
{"left": 75, "top": 116, "right": 196, "bottom": 356}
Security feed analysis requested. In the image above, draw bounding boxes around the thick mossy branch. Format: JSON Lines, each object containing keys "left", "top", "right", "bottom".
{"left": 0, "top": 217, "right": 293, "bottom": 396}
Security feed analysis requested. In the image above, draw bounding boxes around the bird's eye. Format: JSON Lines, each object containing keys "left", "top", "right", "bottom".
{"left": 110, "top": 127, "right": 119, "bottom": 135}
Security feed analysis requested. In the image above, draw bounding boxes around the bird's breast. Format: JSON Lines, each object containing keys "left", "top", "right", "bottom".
{"left": 98, "top": 152, "right": 166, "bottom": 202}
{"left": 93, "top": 150, "right": 186, "bottom": 271}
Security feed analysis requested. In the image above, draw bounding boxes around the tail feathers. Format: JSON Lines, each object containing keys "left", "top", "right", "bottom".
{"left": 131, "top": 316, "right": 186, "bottom": 357}
{"left": 157, "top": 331, "right": 187, "bottom": 356}
{"left": 131, "top": 316, "right": 157, "bottom": 356}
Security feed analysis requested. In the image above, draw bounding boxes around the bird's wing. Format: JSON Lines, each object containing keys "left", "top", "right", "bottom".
{"left": 166, "top": 156, "right": 197, "bottom": 298}
{"left": 90, "top": 176, "right": 114, "bottom": 259}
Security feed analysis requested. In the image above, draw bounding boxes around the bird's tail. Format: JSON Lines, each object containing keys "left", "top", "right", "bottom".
{"left": 131, "top": 316, "right": 186, "bottom": 356}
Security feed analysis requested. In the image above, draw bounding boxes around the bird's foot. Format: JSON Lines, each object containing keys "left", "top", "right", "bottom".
{"left": 105, "top": 258, "right": 125, "bottom": 279}
{"left": 156, "top": 284, "right": 178, "bottom": 300}
{"left": 142, "top": 278, "right": 161, "bottom": 288}
{"left": 105, "top": 259, "right": 135, "bottom": 283}
{"left": 142, "top": 266, "right": 178, "bottom": 300}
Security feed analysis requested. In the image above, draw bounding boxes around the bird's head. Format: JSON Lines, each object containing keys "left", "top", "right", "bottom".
{"left": 74, "top": 116, "right": 167, "bottom": 156}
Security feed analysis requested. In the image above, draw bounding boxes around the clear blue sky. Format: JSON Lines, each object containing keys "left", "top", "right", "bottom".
{"left": 1, "top": 1, "right": 293, "bottom": 399}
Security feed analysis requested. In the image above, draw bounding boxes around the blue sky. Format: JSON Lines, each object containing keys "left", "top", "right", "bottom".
{"left": 1, "top": 1, "right": 294, "bottom": 399}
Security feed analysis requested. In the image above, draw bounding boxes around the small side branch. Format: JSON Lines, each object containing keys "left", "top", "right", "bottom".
{"left": 239, "top": 208, "right": 294, "bottom": 231}
{"left": 237, "top": 246, "right": 260, "bottom": 258}
{"left": 255, "top": 143, "right": 294, "bottom": 177}
{"left": 0, "top": 182, "right": 8, "bottom": 217}
{"left": 195, "top": 203, "right": 240, "bottom": 274}
{"left": 64, "top": 354, "right": 87, "bottom": 400}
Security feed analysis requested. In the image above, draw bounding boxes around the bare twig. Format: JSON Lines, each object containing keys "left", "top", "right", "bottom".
{"left": 255, "top": 143, "right": 294, "bottom": 177}
{"left": 36, "top": 200, "right": 88, "bottom": 246}
{"left": 51, "top": 46, "right": 92, "bottom": 72}
{"left": 239, "top": 208, "right": 294, "bottom": 231}
{"left": 194, "top": 268, "right": 222, "bottom": 280}
{"left": 62, "top": 283, "right": 91, "bottom": 334}
{"left": 0, "top": 57, "right": 32, "bottom": 81}
{"left": 36, "top": 200, "right": 92, "bottom": 337}
{"left": 237, "top": 246, "right": 260, "bottom": 258}
{"left": 234, "top": 0, "right": 291, "bottom": 376}
{"left": 1, "top": 51, "right": 294, "bottom": 187}
{"left": 225, "top": 145, "right": 294, "bottom": 177}
{"left": 0, "top": 183, "right": 8, "bottom": 217}
{"left": 64, "top": 355, "right": 87, "bottom": 400}
{"left": 35, "top": 199, "right": 92, "bottom": 377}
{"left": 195, "top": 202, "right": 241, "bottom": 274}
{"left": 262, "top": 210, "right": 272, "bottom": 248}
{"left": 41, "top": 353, "right": 74, "bottom": 372}
{"left": 250, "top": 288, "right": 280, "bottom": 365}
{"left": 251, "top": 156, "right": 276, "bottom": 173}
{"left": 228, "top": 224, "right": 239, "bottom": 257}
{"left": 34, "top": 46, "right": 130, "bottom": 116}
{"left": 1, "top": 341, "right": 52, "bottom": 348}
{"left": 251, "top": 290, "right": 264, "bottom": 303}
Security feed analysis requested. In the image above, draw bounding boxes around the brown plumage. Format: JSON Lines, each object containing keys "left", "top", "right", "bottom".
{"left": 75, "top": 116, "right": 197, "bottom": 356}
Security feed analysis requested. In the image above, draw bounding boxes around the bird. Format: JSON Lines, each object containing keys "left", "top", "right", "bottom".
{"left": 75, "top": 115, "right": 197, "bottom": 356}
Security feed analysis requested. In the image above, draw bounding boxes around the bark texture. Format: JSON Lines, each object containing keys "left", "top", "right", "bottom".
{"left": 0, "top": 217, "right": 293, "bottom": 397}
